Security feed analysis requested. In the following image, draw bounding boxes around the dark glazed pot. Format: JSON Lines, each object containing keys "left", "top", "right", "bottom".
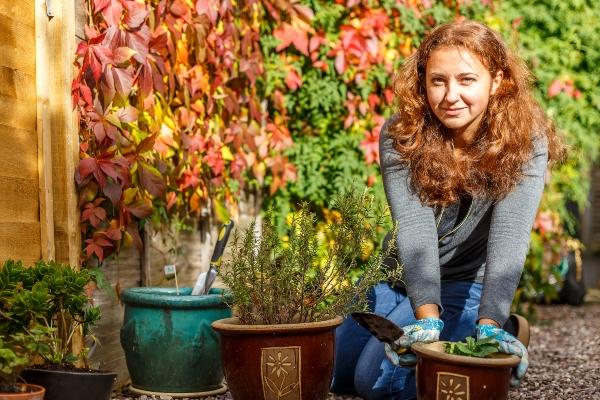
{"left": 412, "top": 342, "right": 520, "bottom": 400}
{"left": 120, "top": 287, "right": 232, "bottom": 396}
{"left": 212, "top": 316, "right": 343, "bottom": 400}
{"left": 21, "top": 368, "right": 115, "bottom": 400}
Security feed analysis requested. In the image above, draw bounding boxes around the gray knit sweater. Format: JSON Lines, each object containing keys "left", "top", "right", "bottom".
{"left": 379, "top": 116, "right": 548, "bottom": 325}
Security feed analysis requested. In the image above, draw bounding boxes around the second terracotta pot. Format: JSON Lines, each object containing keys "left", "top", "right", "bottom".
{"left": 0, "top": 384, "right": 45, "bottom": 400}
{"left": 412, "top": 341, "right": 520, "bottom": 400}
{"left": 212, "top": 316, "right": 343, "bottom": 400}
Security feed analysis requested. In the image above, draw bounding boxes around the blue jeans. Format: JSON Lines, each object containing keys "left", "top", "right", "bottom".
{"left": 330, "top": 280, "right": 483, "bottom": 400}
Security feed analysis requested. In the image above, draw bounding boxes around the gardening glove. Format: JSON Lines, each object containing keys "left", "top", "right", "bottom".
{"left": 384, "top": 317, "right": 444, "bottom": 366}
{"left": 476, "top": 324, "right": 528, "bottom": 387}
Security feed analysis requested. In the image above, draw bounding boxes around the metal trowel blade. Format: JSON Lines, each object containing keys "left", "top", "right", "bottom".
{"left": 351, "top": 312, "right": 404, "bottom": 344}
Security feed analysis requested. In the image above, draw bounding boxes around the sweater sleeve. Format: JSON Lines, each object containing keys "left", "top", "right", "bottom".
{"left": 379, "top": 117, "right": 442, "bottom": 312}
{"left": 478, "top": 137, "right": 549, "bottom": 326}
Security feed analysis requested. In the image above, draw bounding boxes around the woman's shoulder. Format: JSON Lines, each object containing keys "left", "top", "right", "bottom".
{"left": 521, "top": 131, "right": 549, "bottom": 178}
{"left": 531, "top": 131, "right": 549, "bottom": 157}
{"left": 379, "top": 114, "right": 410, "bottom": 171}
{"left": 380, "top": 114, "right": 401, "bottom": 137}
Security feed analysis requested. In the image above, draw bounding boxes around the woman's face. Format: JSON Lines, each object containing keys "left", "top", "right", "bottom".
{"left": 425, "top": 46, "right": 502, "bottom": 142}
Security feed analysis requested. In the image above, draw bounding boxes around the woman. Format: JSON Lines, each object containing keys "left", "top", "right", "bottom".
{"left": 331, "top": 20, "right": 563, "bottom": 400}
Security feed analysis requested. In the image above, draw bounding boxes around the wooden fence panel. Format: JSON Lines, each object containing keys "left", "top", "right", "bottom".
{"left": 0, "top": 0, "right": 42, "bottom": 264}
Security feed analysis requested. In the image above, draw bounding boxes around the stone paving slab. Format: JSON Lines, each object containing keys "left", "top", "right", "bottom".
{"left": 112, "top": 303, "right": 600, "bottom": 400}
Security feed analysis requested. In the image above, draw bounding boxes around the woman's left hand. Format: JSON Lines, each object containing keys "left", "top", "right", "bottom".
{"left": 476, "top": 324, "right": 529, "bottom": 387}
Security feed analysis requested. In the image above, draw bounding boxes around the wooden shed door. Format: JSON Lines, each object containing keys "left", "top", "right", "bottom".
{"left": 0, "top": 0, "right": 43, "bottom": 264}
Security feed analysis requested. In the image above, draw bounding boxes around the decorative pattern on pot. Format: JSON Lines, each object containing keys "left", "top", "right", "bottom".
{"left": 437, "top": 372, "right": 469, "bottom": 400}
{"left": 261, "top": 346, "right": 301, "bottom": 400}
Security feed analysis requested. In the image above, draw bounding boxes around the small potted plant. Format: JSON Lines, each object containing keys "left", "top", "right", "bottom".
{"left": 6, "top": 260, "right": 117, "bottom": 400}
{"left": 412, "top": 337, "right": 519, "bottom": 400}
{"left": 212, "top": 189, "right": 396, "bottom": 400}
{"left": 0, "top": 260, "right": 52, "bottom": 399}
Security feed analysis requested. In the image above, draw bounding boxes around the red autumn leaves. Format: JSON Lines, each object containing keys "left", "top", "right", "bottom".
{"left": 74, "top": 0, "right": 298, "bottom": 264}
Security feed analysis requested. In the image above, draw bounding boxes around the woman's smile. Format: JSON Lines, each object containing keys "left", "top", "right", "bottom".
{"left": 443, "top": 107, "right": 467, "bottom": 116}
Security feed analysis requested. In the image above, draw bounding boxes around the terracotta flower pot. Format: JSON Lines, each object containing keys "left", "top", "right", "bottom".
{"left": 0, "top": 384, "right": 45, "bottom": 400}
{"left": 412, "top": 341, "right": 519, "bottom": 400}
{"left": 212, "top": 316, "right": 343, "bottom": 400}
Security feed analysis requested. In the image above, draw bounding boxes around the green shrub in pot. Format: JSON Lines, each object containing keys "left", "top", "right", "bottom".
{"left": 0, "top": 260, "right": 116, "bottom": 400}
{"left": 25, "top": 261, "right": 101, "bottom": 368}
{"left": 212, "top": 189, "right": 399, "bottom": 400}
{"left": 0, "top": 260, "right": 52, "bottom": 396}
{"left": 221, "top": 188, "right": 398, "bottom": 325}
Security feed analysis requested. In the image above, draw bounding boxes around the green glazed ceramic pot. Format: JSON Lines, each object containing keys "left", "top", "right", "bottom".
{"left": 120, "top": 287, "right": 232, "bottom": 396}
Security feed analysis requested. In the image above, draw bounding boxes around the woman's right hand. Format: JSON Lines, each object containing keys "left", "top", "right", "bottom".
{"left": 384, "top": 317, "right": 444, "bottom": 366}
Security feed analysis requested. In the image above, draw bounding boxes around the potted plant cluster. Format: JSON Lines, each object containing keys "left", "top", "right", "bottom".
{"left": 412, "top": 337, "right": 520, "bottom": 400}
{"left": 0, "top": 260, "right": 116, "bottom": 400}
{"left": 0, "top": 260, "right": 51, "bottom": 400}
{"left": 212, "top": 189, "right": 397, "bottom": 400}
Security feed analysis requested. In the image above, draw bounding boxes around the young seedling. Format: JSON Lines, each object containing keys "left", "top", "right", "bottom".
{"left": 444, "top": 336, "right": 500, "bottom": 358}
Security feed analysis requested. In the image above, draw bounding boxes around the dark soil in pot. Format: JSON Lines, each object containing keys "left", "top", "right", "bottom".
{"left": 212, "top": 316, "right": 343, "bottom": 400}
{"left": 22, "top": 367, "right": 116, "bottom": 400}
{"left": 412, "top": 341, "right": 519, "bottom": 400}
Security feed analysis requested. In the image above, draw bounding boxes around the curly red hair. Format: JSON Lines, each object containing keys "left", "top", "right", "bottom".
{"left": 389, "top": 20, "right": 564, "bottom": 206}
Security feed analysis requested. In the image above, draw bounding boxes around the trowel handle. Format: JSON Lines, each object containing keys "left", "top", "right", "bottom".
{"left": 210, "top": 220, "right": 234, "bottom": 266}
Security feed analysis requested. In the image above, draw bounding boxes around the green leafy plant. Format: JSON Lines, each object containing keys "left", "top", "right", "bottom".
{"left": 220, "top": 189, "right": 399, "bottom": 324}
{"left": 444, "top": 337, "right": 500, "bottom": 358}
{"left": 0, "top": 260, "right": 54, "bottom": 392}
{"left": 29, "top": 261, "right": 101, "bottom": 368}
{"left": 0, "top": 260, "right": 101, "bottom": 370}
{"left": 0, "top": 328, "right": 54, "bottom": 393}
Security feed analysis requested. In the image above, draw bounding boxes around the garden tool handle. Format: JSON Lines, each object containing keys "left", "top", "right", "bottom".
{"left": 202, "top": 221, "right": 234, "bottom": 294}
{"left": 210, "top": 220, "right": 234, "bottom": 266}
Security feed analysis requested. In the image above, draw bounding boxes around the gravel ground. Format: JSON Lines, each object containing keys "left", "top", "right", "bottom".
{"left": 112, "top": 303, "right": 600, "bottom": 400}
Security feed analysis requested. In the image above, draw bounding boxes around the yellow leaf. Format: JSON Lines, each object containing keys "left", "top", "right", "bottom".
{"left": 221, "top": 146, "right": 234, "bottom": 161}
{"left": 123, "top": 188, "right": 138, "bottom": 204}
{"left": 163, "top": 115, "right": 176, "bottom": 131}
{"left": 213, "top": 199, "right": 230, "bottom": 223}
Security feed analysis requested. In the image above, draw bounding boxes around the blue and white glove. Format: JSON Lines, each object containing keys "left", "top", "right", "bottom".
{"left": 476, "top": 324, "right": 528, "bottom": 387}
{"left": 384, "top": 317, "right": 444, "bottom": 366}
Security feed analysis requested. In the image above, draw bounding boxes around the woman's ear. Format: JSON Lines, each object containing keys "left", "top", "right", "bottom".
{"left": 490, "top": 70, "right": 504, "bottom": 95}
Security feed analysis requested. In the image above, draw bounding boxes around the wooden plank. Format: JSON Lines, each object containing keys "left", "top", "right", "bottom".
{"left": 0, "top": 13, "right": 36, "bottom": 75}
{"left": 0, "top": 0, "right": 35, "bottom": 27}
{"left": 0, "top": 65, "right": 36, "bottom": 102}
{"left": 35, "top": 0, "right": 54, "bottom": 260}
{"left": 42, "top": 0, "right": 79, "bottom": 266}
{"left": 0, "top": 124, "right": 38, "bottom": 178}
{"left": 0, "top": 176, "right": 39, "bottom": 222}
{"left": 0, "top": 95, "right": 37, "bottom": 132}
{"left": 0, "top": 222, "right": 41, "bottom": 265}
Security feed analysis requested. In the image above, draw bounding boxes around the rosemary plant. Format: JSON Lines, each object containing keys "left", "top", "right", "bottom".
{"left": 220, "top": 189, "right": 399, "bottom": 324}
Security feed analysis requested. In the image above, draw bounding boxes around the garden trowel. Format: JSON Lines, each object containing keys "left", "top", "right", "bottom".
{"left": 191, "top": 220, "right": 234, "bottom": 295}
{"left": 351, "top": 312, "right": 411, "bottom": 356}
